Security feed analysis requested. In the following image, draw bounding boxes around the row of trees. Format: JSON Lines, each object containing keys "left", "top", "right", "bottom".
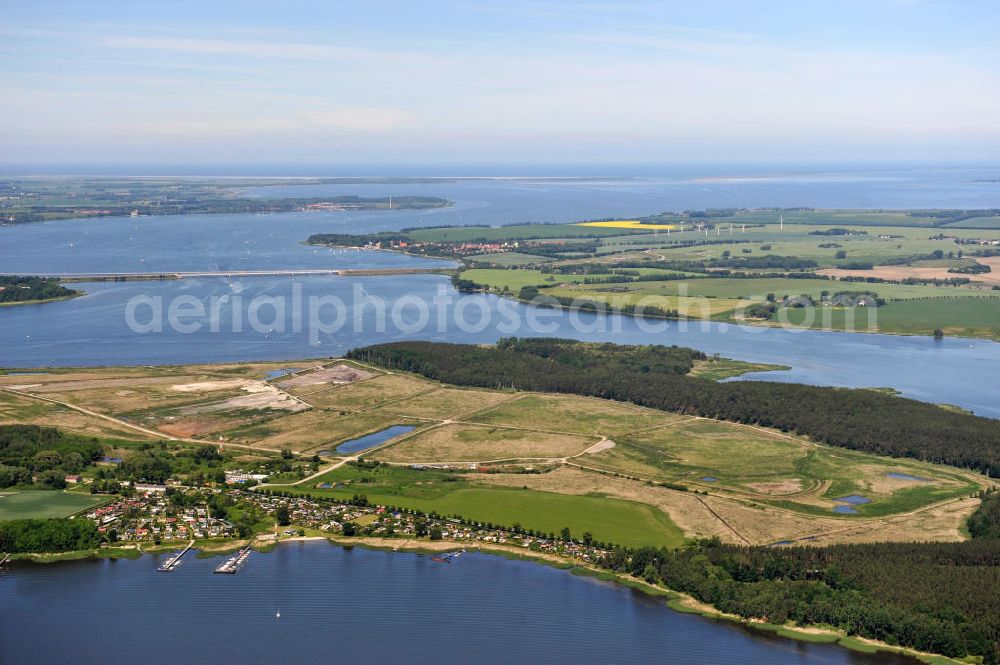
{"left": 346, "top": 339, "right": 1000, "bottom": 476}
{"left": 969, "top": 489, "right": 1000, "bottom": 539}
{"left": 602, "top": 538, "right": 1000, "bottom": 663}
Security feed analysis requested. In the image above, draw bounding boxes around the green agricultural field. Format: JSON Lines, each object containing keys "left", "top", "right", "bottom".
{"left": 0, "top": 490, "right": 103, "bottom": 520}
{"left": 780, "top": 297, "right": 1000, "bottom": 339}
{"left": 541, "top": 285, "right": 745, "bottom": 317}
{"left": 468, "top": 252, "right": 555, "bottom": 266}
{"left": 941, "top": 216, "right": 1000, "bottom": 229}
{"left": 590, "top": 224, "right": 1000, "bottom": 267}
{"left": 634, "top": 276, "right": 996, "bottom": 301}
{"left": 408, "top": 223, "right": 644, "bottom": 243}
{"left": 272, "top": 464, "right": 684, "bottom": 548}
{"left": 460, "top": 268, "right": 585, "bottom": 291}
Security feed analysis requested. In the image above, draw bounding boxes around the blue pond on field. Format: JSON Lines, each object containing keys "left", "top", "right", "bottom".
{"left": 886, "top": 472, "right": 930, "bottom": 482}
{"left": 700, "top": 476, "right": 718, "bottom": 483}
{"left": 833, "top": 495, "right": 872, "bottom": 505}
{"left": 832, "top": 494, "right": 872, "bottom": 514}
{"left": 335, "top": 425, "right": 417, "bottom": 454}
{"left": 264, "top": 368, "right": 299, "bottom": 380}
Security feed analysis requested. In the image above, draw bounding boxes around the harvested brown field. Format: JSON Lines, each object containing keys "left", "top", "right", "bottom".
{"left": 0, "top": 391, "right": 154, "bottom": 440}
{"left": 372, "top": 423, "right": 595, "bottom": 463}
{"left": 383, "top": 388, "right": 516, "bottom": 419}
{"left": 744, "top": 480, "right": 804, "bottom": 495}
{"left": 155, "top": 416, "right": 244, "bottom": 438}
{"left": 297, "top": 374, "right": 432, "bottom": 409}
{"left": 819, "top": 258, "right": 1000, "bottom": 287}
{"left": 469, "top": 393, "right": 686, "bottom": 438}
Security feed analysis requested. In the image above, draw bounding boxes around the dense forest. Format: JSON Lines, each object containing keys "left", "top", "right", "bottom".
{"left": 0, "top": 518, "right": 102, "bottom": 553}
{"left": 0, "top": 276, "right": 79, "bottom": 304}
{"left": 602, "top": 538, "right": 1000, "bottom": 663}
{"left": 0, "top": 425, "right": 104, "bottom": 488}
{"left": 969, "top": 489, "right": 1000, "bottom": 539}
{"left": 347, "top": 339, "right": 1000, "bottom": 476}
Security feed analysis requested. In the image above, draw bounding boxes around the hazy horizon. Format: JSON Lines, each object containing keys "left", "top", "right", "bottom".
{"left": 4, "top": 1, "right": 1000, "bottom": 167}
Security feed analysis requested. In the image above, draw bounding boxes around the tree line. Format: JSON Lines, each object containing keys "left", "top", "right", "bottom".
{"left": 0, "top": 518, "right": 102, "bottom": 553}
{"left": 346, "top": 339, "right": 1000, "bottom": 477}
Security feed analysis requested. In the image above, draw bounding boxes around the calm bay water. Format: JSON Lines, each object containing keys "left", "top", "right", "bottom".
{"left": 2, "top": 275, "right": 998, "bottom": 417}
{"left": 2, "top": 168, "right": 999, "bottom": 664}
{"left": 1, "top": 169, "right": 1000, "bottom": 415}
{"left": 0, "top": 542, "right": 922, "bottom": 665}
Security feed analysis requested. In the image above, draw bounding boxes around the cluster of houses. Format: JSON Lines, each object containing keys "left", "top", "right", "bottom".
{"left": 359, "top": 238, "right": 522, "bottom": 256}
{"left": 930, "top": 233, "right": 1000, "bottom": 246}
{"left": 85, "top": 488, "right": 237, "bottom": 542}
{"left": 236, "top": 491, "right": 612, "bottom": 564}
{"left": 224, "top": 469, "right": 269, "bottom": 485}
{"left": 80, "top": 483, "right": 614, "bottom": 566}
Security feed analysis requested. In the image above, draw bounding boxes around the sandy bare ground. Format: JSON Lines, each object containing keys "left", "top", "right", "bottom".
{"left": 582, "top": 438, "right": 616, "bottom": 454}
{"left": 13, "top": 376, "right": 201, "bottom": 393}
{"left": 819, "top": 256, "right": 1000, "bottom": 287}
{"left": 176, "top": 383, "right": 310, "bottom": 414}
{"left": 277, "top": 364, "right": 376, "bottom": 389}
{"left": 744, "top": 480, "right": 804, "bottom": 495}
{"left": 170, "top": 379, "right": 257, "bottom": 393}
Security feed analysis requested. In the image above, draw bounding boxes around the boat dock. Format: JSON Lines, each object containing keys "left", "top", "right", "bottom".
{"left": 214, "top": 546, "right": 252, "bottom": 574}
{"left": 430, "top": 550, "right": 465, "bottom": 563}
{"left": 157, "top": 541, "right": 193, "bottom": 572}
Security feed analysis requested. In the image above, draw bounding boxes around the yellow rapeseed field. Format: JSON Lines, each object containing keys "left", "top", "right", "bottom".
{"left": 576, "top": 220, "right": 677, "bottom": 230}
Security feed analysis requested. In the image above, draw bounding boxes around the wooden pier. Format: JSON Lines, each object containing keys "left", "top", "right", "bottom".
{"left": 214, "top": 546, "right": 252, "bottom": 574}
{"left": 157, "top": 540, "right": 194, "bottom": 572}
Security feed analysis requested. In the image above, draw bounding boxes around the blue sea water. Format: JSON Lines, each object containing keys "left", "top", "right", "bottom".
{"left": 0, "top": 541, "right": 926, "bottom": 665}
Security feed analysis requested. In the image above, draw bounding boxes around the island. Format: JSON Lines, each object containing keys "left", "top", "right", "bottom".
{"left": 0, "top": 276, "right": 82, "bottom": 306}
{"left": 0, "top": 177, "right": 450, "bottom": 223}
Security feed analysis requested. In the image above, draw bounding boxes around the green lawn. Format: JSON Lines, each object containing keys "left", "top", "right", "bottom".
{"left": 271, "top": 464, "right": 684, "bottom": 548}
{"left": 0, "top": 490, "right": 103, "bottom": 520}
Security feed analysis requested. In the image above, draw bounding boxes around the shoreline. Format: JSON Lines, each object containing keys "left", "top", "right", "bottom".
{"left": 0, "top": 292, "right": 84, "bottom": 307}
{"left": 3, "top": 534, "right": 965, "bottom": 665}
{"left": 490, "top": 288, "right": 1000, "bottom": 343}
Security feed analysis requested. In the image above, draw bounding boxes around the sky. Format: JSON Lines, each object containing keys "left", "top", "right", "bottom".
{"left": 3, "top": 0, "right": 1000, "bottom": 169}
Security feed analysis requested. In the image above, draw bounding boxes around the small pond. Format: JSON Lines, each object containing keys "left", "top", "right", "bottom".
{"left": 886, "top": 472, "right": 929, "bottom": 482}
{"left": 833, "top": 495, "right": 872, "bottom": 505}
{"left": 335, "top": 425, "right": 417, "bottom": 454}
